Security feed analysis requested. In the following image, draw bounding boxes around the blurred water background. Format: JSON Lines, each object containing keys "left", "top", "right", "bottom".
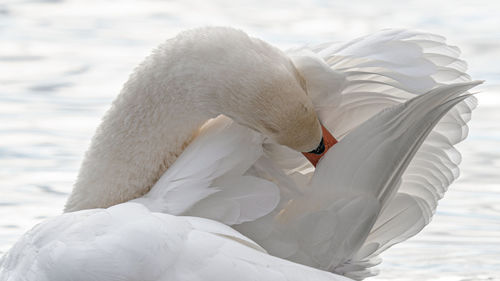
{"left": 0, "top": 0, "right": 499, "bottom": 280}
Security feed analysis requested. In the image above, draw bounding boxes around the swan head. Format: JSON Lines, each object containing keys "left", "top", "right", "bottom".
{"left": 164, "top": 27, "right": 335, "bottom": 153}
{"left": 184, "top": 28, "right": 327, "bottom": 153}
{"left": 220, "top": 81, "right": 324, "bottom": 152}
{"left": 211, "top": 43, "right": 323, "bottom": 152}
{"left": 247, "top": 84, "right": 324, "bottom": 153}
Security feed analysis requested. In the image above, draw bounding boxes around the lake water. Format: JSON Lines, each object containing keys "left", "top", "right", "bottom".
{"left": 1, "top": 0, "right": 499, "bottom": 280}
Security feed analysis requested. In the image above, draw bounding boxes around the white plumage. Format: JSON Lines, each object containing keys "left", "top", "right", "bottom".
{"left": 0, "top": 28, "right": 481, "bottom": 280}
{"left": 0, "top": 203, "right": 351, "bottom": 281}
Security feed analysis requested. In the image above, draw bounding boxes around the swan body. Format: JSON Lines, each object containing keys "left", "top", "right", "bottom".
{"left": 0, "top": 27, "right": 481, "bottom": 280}
{"left": 0, "top": 203, "right": 352, "bottom": 281}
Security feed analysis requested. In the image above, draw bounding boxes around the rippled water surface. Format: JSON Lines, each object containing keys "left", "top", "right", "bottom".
{"left": 1, "top": 0, "right": 499, "bottom": 280}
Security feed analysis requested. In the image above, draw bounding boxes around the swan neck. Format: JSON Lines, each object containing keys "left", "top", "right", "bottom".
{"left": 64, "top": 26, "right": 298, "bottom": 212}
{"left": 64, "top": 58, "right": 215, "bottom": 212}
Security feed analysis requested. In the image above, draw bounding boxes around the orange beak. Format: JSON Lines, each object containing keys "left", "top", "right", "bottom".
{"left": 302, "top": 124, "right": 337, "bottom": 167}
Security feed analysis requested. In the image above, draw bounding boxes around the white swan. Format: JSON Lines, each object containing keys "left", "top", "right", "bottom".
{"left": 0, "top": 27, "right": 480, "bottom": 281}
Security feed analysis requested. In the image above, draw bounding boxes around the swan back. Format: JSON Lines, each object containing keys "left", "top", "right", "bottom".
{"left": 0, "top": 203, "right": 353, "bottom": 281}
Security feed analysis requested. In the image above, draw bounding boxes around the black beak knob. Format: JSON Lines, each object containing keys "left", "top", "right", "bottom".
{"left": 307, "top": 138, "right": 325, "bottom": 155}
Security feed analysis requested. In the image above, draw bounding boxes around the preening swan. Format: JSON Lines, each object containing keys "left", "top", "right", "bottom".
{"left": 0, "top": 27, "right": 481, "bottom": 280}
{"left": 64, "top": 27, "right": 325, "bottom": 212}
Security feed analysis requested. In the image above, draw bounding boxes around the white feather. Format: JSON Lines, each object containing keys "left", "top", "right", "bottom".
{"left": 0, "top": 203, "right": 352, "bottom": 281}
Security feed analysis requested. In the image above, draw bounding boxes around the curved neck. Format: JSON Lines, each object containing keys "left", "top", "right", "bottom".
{"left": 64, "top": 56, "right": 215, "bottom": 212}
{"left": 63, "top": 27, "right": 298, "bottom": 212}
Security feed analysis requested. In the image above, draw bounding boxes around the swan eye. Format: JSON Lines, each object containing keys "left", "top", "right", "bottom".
{"left": 308, "top": 138, "right": 325, "bottom": 154}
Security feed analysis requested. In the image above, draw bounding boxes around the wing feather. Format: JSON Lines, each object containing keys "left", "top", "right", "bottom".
{"left": 238, "top": 30, "right": 480, "bottom": 279}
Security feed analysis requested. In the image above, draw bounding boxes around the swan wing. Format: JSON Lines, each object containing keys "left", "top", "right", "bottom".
{"left": 232, "top": 30, "right": 476, "bottom": 279}
{"left": 311, "top": 29, "right": 475, "bottom": 139}
{"left": 236, "top": 81, "right": 480, "bottom": 280}
{"left": 263, "top": 29, "right": 475, "bottom": 204}
{"left": 0, "top": 203, "right": 352, "bottom": 281}
{"left": 134, "top": 116, "right": 280, "bottom": 225}
{"left": 304, "top": 30, "right": 478, "bottom": 278}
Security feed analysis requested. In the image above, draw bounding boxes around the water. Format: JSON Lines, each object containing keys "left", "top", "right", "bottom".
{"left": 1, "top": 0, "right": 499, "bottom": 279}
